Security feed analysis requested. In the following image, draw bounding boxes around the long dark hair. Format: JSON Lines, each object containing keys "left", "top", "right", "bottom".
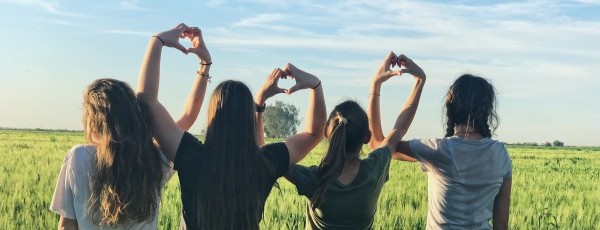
{"left": 312, "top": 100, "right": 369, "bottom": 208}
{"left": 196, "top": 80, "right": 274, "bottom": 230}
{"left": 84, "top": 78, "right": 164, "bottom": 227}
{"left": 444, "top": 74, "right": 499, "bottom": 138}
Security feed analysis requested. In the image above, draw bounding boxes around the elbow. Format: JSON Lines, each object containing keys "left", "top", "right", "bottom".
{"left": 310, "top": 130, "right": 324, "bottom": 142}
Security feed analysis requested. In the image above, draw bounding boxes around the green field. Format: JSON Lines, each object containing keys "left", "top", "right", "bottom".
{"left": 1, "top": 130, "right": 599, "bottom": 229}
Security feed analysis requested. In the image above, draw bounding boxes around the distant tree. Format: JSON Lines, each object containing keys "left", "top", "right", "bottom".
{"left": 543, "top": 142, "right": 552, "bottom": 146}
{"left": 553, "top": 140, "right": 564, "bottom": 147}
{"left": 263, "top": 101, "right": 301, "bottom": 139}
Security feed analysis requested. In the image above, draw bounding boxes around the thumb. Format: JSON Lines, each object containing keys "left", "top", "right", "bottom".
{"left": 174, "top": 43, "right": 188, "bottom": 54}
{"left": 286, "top": 84, "right": 302, "bottom": 95}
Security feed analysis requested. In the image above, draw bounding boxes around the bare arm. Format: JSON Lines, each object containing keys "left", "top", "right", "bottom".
{"left": 58, "top": 216, "right": 77, "bottom": 230}
{"left": 381, "top": 54, "right": 426, "bottom": 156}
{"left": 137, "top": 24, "right": 191, "bottom": 161}
{"left": 175, "top": 27, "right": 212, "bottom": 131}
{"left": 255, "top": 106, "right": 266, "bottom": 146}
{"left": 282, "top": 64, "right": 326, "bottom": 167}
{"left": 493, "top": 177, "right": 512, "bottom": 230}
{"left": 255, "top": 68, "right": 286, "bottom": 146}
{"left": 367, "top": 52, "right": 399, "bottom": 150}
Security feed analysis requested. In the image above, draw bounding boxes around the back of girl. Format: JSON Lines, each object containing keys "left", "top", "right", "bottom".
{"left": 137, "top": 24, "right": 327, "bottom": 229}
{"left": 376, "top": 74, "right": 512, "bottom": 229}
{"left": 50, "top": 79, "right": 171, "bottom": 229}
{"left": 286, "top": 52, "right": 426, "bottom": 229}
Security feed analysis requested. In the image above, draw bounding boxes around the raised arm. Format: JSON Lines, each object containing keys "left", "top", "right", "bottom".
{"left": 255, "top": 68, "right": 287, "bottom": 145}
{"left": 175, "top": 27, "right": 212, "bottom": 131}
{"left": 281, "top": 64, "right": 326, "bottom": 167}
{"left": 380, "top": 54, "right": 426, "bottom": 159}
{"left": 368, "top": 51, "right": 401, "bottom": 150}
{"left": 137, "top": 24, "right": 191, "bottom": 161}
{"left": 493, "top": 177, "right": 512, "bottom": 230}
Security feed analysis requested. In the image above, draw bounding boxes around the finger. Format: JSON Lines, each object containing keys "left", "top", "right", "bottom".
{"left": 275, "top": 68, "right": 288, "bottom": 79}
{"left": 175, "top": 23, "right": 190, "bottom": 34}
{"left": 174, "top": 43, "right": 188, "bottom": 54}
{"left": 273, "top": 69, "right": 283, "bottom": 82}
{"left": 398, "top": 54, "right": 412, "bottom": 66}
{"left": 286, "top": 84, "right": 302, "bottom": 95}
{"left": 383, "top": 51, "right": 396, "bottom": 70}
{"left": 283, "top": 63, "right": 297, "bottom": 76}
{"left": 383, "top": 70, "right": 400, "bottom": 77}
{"left": 269, "top": 68, "right": 278, "bottom": 78}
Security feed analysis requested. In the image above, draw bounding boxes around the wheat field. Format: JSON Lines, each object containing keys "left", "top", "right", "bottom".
{"left": 0, "top": 130, "right": 598, "bottom": 229}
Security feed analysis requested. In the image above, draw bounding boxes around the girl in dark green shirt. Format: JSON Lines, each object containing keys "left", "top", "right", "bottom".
{"left": 286, "top": 52, "right": 426, "bottom": 229}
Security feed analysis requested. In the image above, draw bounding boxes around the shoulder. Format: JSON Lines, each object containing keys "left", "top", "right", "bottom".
{"left": 408, "top": 138, "right": 443, "bottom": 153}
{"left": 366, "top": 147, "right": 392, "bottom": 161}
{"left": 178, "top": 132, "right": 204, "bottom": 151}
{"left": 174, "top": 132, "right": 204, "bottom": 171}
{"left": 260, "top": 142, "right": 290, "bottom": 162}
{"left": 66, "top": 144, "right": 96, "bottom": 164}
{"left": 260, "top": 142, "right": 291, "bottom": 176}
{"left": 288, "top": 165, "right": 319, "bottom": 196}
{"left": 261, "top": 142, "right": 289, "bottom": 154}
{"left": 490, "top": 139, "right": 512, "bottom": 168}
{"left": 289, "top": 164, "right": 318, "bottom": 177}
{"left": 61, "top": 144, "right": 96, "bottom": 175}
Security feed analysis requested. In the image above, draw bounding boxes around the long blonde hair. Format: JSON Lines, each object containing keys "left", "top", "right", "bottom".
{"left": 83, "top": 78, "right": 164, "bottom": 227}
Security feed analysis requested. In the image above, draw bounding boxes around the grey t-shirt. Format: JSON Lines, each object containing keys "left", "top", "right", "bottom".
{"left": 409, "top": 137, "right": 512, "bottom": 230}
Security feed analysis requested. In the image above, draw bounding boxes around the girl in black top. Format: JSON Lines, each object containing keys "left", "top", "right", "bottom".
{"left": 136, "top": 24, "right": 327, "bottom": 230}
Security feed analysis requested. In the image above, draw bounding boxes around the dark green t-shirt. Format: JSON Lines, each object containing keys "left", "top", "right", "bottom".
{"left": 287, "top": 147, "right": 391, "bottom": 230}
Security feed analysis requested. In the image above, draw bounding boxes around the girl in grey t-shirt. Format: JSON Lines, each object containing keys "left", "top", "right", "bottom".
{"left": 368, "top": 73, "right": 512, "bottom": 229}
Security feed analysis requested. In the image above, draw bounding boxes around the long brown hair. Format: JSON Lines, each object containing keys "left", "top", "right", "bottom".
{"left": 312, "top": 100, "right": 369, "bottom": 208}
{"left": 83, "top": 78, "right": 164, "bottom": 227}
{"left": 444, "top": 74, "right": 499, "bottom": 138}
{"left": 196, "top": 80, "right": 274, "bottom": 230}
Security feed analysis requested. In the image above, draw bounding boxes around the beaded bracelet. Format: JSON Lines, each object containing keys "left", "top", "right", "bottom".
{"left": 196, "top": 70, "right": 212, "bottom": 83}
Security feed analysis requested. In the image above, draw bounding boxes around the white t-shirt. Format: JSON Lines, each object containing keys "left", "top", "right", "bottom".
{"left": 409, "top": 136, "right": 512, "bottom": 230}
{"left": 50, "top": 144, "right": 175, "bottom": 230}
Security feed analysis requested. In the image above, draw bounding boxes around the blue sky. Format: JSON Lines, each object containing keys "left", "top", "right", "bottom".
{"left": 0, "top": 0, "right": 599, "bottom": 146}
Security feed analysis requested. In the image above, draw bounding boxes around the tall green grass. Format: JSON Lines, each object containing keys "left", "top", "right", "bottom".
{"left": 0, "top": 130, "right": 598, "bottom": 229}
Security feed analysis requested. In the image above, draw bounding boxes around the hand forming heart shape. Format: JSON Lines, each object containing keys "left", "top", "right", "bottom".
{"left": 374, "top": 51, "right": 426, "bottom": 83}
{"left": 256, "top": 63, "right": 321, "bottom": 104}
{"left": 154, "top": 24, "right": 211, "bottom": 63}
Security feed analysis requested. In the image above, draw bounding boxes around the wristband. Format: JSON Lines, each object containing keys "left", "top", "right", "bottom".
{"left": 200, "top": 62, "right": 212, "bottom": 66}
{"left": 196, "top": 71, "right": 212, "bottom": 83}
{"left": 152, "top": 36, "right": 164, "bottom": 45}
{"left": 256, "top": 103, "right": 266, "bottom": 113}
{"left": 312, "top": 81, "right": 321, "bottom": 89}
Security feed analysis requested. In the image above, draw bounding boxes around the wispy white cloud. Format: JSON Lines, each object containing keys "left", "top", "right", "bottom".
{"left": 572, "top": 0, "right": 600, "bottom": 4}
{"left": 117, "top": 0, "right": 152, "bottom": 11}
{"left": 1, "top": 0, "right": 88, "bottom": 17}
{"left": 233, "top": 13, "right": 288, "bottom": 27}
{"left": 100, "top": 29, "right": 152, "bottom": 37}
